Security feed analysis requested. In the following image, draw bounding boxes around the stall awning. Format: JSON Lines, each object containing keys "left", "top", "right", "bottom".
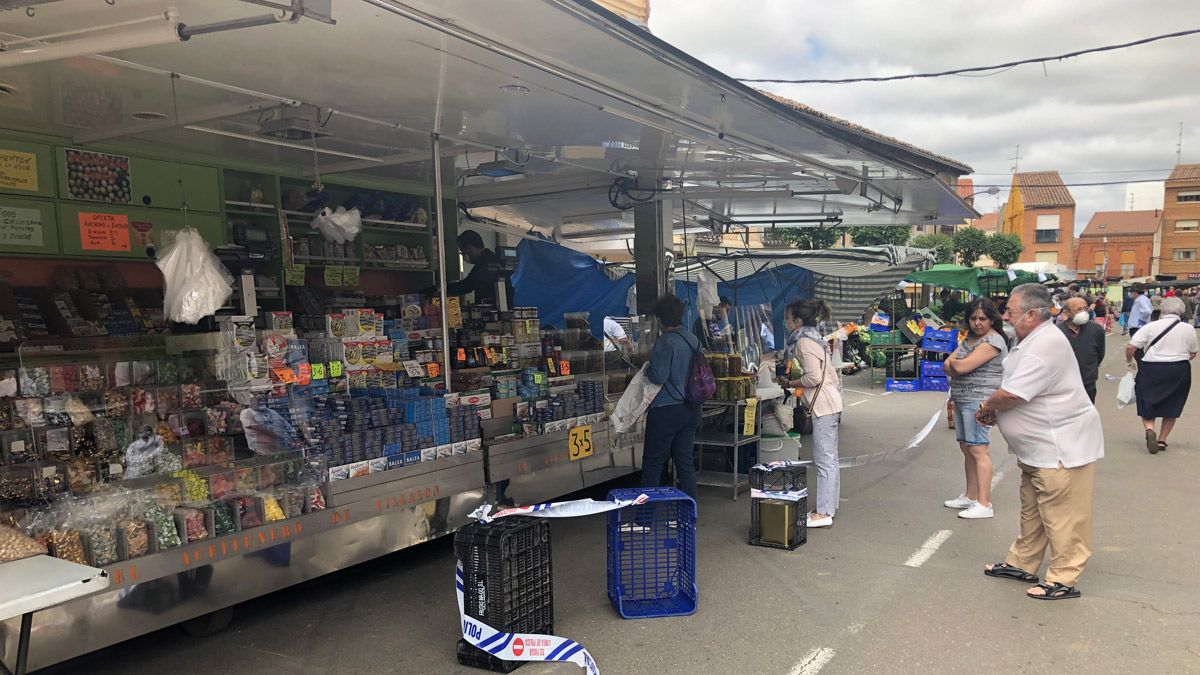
{"left": 905, "top": 264, "right": 1055, "bottom": 296}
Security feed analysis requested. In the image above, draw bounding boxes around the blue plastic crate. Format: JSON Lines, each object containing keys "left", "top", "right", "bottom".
{"left": 920, "top": 359, "right": 947, "bottom": 378}
{"left": 923, "top": 326, "right": 958, "bottom": 342}
{"left": 606, "top": 487, "right": 697, "bottom": 619}
{"left": 921, "top": 337, "right": 957, "bottom": 353}
{"left": 886, "top": 378, "right": 920, "bottom": 392}
{"left": 920, "top": 376, "right": 950, "bottom": 392}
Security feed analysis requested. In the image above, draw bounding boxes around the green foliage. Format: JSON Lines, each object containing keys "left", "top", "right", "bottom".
{"left": 953, "top": 227, "right": 990, "bottom": 266}
{"left": 776, "top": 226, "right": 844, "bottom": 250}
{"left": 910, "top": 233, "right": 955, "bottom": 264}
{"left": 847, "top": 225, "right": 911, "bottom": 247}
{"left": 988, "top": 233, "right": 1024, "bottom": 268}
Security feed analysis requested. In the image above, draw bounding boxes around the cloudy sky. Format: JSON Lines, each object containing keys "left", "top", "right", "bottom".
{"left": 648, "top": 0, "right": 1200, "bottom": 233}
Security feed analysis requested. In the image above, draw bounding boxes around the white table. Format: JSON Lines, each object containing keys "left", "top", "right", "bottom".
{"left": 0, "top": 556, "right": 109, "bottom": 675}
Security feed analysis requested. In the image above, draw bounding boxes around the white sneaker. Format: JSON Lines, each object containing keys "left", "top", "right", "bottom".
{"left": 807, "top": 514, "right": 833, "bottom": 528}
{"left": 944, "top": 494, "right": 974, "bottom": 509}
{"left": 958, "top": 502, "right": 994, "bottom": 519}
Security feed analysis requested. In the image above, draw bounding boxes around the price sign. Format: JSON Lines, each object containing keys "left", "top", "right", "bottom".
{"left": 341, "top": 265, "right": 360, "bottom": 287}
{"left": 402, "top": 360, "right": 426, "bottom": 378}
{"left": 297, "top": 363, "right": 312, "bottom": 385}
{"left": 311, "top": 362, "right": 327, "bottom": 380}
{"left": 559, "top": 360, "right": 571, "bottom": 376}
{"left": 427, "top": 362, "right": 441, "bottom": 378}
{"left": 446, "top": 296, "right": 463, "bottom": 329}
{"left": 568, "top": 425, "right": 594, "bottom": 461}
{"left": 743, "top": 398, "right": 758, "bottom": 437}
{"left": 329, "top": 360, "right": 344, "bottom": 377}
{"left": 324, "top": 265, "right": 343, "bottom": 287}
{"left": 284, "top": 265, "right": 306, "bottom": 285}
{"left": 0, "top": 149, "right": 38, "bottom": 191}
{"left": 78, "top": 212, "right": 130, "bottom": 251}
{"left": 272, "top": 367, "right": 298, "bottom": 384}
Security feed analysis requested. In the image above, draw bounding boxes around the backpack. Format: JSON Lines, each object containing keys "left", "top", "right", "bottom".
{"left": 677, "top": 333, "right": 716, "bottom": 405}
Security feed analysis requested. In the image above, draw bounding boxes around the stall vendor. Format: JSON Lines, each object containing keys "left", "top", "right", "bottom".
{"left": 693, "top": 297, "right": 736, "bottom": 352}
{"left": 427, "top": 230, "right": 514, "bottom": 305}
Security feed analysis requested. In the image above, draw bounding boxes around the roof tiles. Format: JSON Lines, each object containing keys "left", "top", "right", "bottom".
{"left": 1079, "top": 210, "right": 1161, "bottom": 238}
{"left": 1167, "top": 164, "right": 1200, "bottom": 182}
{"left": 1014, "top": 171, "right": 1075, "bottom": 208}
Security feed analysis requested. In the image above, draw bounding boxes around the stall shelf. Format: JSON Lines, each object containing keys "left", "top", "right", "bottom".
{"left": 693, "top": 399, "right": 762, "bottom": 501}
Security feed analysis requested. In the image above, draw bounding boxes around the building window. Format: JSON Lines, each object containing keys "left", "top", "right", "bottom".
{"left": 1035, "top": 214, "right": 1060, "bottom": 230}
{"left": 1121, "top": 263, "right": 1135, "bottom": 277}
{"left": 1035, "top": 252, "right": 1058, "bottom": 264}
{"left": 1176, "top": 219, "right": 1199, "bottom": 231}
{"left": 1172, "top": 248, "right": 1196, "bottom": 261}
{"left": 1093, "top": 251, "right": 1105, "bottom": 265}
{"left": 1035, "top": 230, "right": 1059, "bottom": 243}
{"left": 1178, "top": 191, "right": 1200, "bottom": 204}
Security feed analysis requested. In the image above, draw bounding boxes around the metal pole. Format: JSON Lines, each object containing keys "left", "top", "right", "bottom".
{"left": 432, "top": 133, "right": 452, "bottom": 391}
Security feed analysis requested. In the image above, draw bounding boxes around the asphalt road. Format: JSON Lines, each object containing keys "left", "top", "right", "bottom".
{"left": 42, "top": 330, "right": 1200, "bottom": 674}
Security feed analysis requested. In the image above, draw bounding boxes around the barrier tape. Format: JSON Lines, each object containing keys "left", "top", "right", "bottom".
{"left": 469, "top": 494, "right": 650, "bottom": 524}
{"left": 750, "top": 488, "right": 809, "bottom": 502}
{"left": 763, "top": 404, "right": 944, "bottom": 471}
{"left": 458, "top": 561, "right": 600, "bottom": 675}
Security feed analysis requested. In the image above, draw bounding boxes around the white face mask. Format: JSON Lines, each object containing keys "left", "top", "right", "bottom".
{"left": 1072, "top": 311, "right": 1090, "bottom": 325}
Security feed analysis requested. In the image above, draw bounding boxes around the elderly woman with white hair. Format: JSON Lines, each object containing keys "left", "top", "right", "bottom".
{"left": 1126, "top": 295, "right": 1199, "bottom": 454}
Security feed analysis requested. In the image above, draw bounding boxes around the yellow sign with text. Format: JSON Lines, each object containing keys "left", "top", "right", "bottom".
{"left": 0, "top": 150, "right": 37, "bottom": 192}
{"left": 743, "top": 398, "right": 758, "bottom": 437}
{"left": 568, "top": 425, "right": 594, "bottom": 461}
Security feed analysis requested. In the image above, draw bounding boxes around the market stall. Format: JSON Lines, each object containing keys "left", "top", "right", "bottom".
{"left": 0, "top": 1, "right": 975, "bottom": 670}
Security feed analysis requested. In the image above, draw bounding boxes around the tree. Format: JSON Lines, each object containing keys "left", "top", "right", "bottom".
{"left": 953, "top": 227, "right": 990, "bottom": 266}
{"left": 847, "top": 225, "right": 911, "bottom": 247}
{"left": 988, "top": 233, "right": 1024, "bottom": 268}
{"left": 776, "top": 226, "right": 844, "bottom": 250}
{"left": 911, "top": 233, "right": 955, "bottom": 264}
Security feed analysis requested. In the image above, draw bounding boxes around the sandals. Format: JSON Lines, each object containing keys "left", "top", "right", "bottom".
{"left": 983, "top": 562, "right": 1039, "bottom": 584}
{"left": 1157, "top": 441, "right": 1168, "bottom": 453}
{"left": 1146, "top": 429, "right": 1158, "bottom": 454}
{"left": 1027, "top": 581, "right": 1081, "bottom": 600}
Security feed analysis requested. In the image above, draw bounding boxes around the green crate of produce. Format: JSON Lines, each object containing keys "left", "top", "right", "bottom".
{"left": 869, "top": 330, "right": 906, "bottom": 346}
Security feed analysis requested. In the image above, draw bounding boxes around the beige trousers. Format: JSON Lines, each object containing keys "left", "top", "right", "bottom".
{"left": 1004, "top": 460, "right": 1096, "bottom": 586}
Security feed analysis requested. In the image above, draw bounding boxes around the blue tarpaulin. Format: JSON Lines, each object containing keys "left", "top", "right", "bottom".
{"left": 512, "top": 239, "right": 812, "bottom": 339}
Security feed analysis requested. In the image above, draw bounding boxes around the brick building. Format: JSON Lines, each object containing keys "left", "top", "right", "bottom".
{"left": 1156, "top": 164, "right": 1200, "bottom": 278}
{"left": 1001, "top": 171, "right": 1076, "bottom": 266}
{"left": 1075, "top": 210, "right": 1160, "bottom": 279}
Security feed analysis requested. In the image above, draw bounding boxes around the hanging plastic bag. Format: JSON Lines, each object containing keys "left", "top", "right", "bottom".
{"left": 1116, "top": 370, "right": 1136, "bottom": 408}
{"left": 611, "top": 363, "right": 663, "bottom": 433}
{"left": 155, "top": 229, "right": 234, "bottom": 324}
{"left": 311, "top": 206, "right": 361, "bottom": 244}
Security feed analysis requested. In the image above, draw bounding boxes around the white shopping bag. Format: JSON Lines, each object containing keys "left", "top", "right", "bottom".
{"left": 1116, "top": 371, "right": 1136, "bottom": 409}
{"left": 610, "top": 363, "right": 663, "bottom": 433}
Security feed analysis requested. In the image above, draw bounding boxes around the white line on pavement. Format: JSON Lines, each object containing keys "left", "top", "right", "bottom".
{"left": 849, "top": 399, "right": 869, "bottom": 407}
{"left": 843, "top": 388, "right": 878, "bottom": 396}
{"left": 904, "top": 529, "right": 954, "bottom": 568}
{"left": 787, "top": 647, "right": 836, "bottom": 675}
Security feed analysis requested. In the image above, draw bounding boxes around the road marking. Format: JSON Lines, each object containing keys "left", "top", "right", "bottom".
{"left": 843, "top": 388, "right": 877, "bottom": 396}
{"left": 904, "top": 529, "right": 953, "bottom": 568}
{"left": 990, "top": 470, "right": 1005, "bottom": 489}
{"left": 882, "top": 391, "right": 894, "bottom": 397}
{"left": 849, "top": 399, "right": 869, "bottom": 407}
{"left": 787, "top": 647, "right": 836, "bottom": 675}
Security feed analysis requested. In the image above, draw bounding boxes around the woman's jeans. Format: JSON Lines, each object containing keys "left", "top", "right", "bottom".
{"left": 640, "top": 403, "right": 700, "bottom": 500}
{"left": 811, "top": 412, "right": 841, "bottom": 516}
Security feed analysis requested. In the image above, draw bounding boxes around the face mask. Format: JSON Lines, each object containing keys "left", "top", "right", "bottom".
{"left": 1072, "top": 311, "right": 1090, "bottom": 325}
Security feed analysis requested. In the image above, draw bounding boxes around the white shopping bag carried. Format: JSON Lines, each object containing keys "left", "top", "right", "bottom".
{"left": 1116, "top": 371, "right": 1136, "bottom": 409}
{"left": 610, "top": 363, "right": 663, "bottom": 433}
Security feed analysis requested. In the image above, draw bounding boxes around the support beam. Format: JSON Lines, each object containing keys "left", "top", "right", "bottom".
{"left": 632, "top": 127, "right": 674, "bottom": 315}
{"left": 73, "top": 100, "right": 276, "bottom": 144}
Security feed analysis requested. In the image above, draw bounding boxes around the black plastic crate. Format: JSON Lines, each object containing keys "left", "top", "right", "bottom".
{"left": 455, "top": 517, "right": 553, "bottom": 672}
{"left": 749, "top": 465, "right": 808, "bottom": 550}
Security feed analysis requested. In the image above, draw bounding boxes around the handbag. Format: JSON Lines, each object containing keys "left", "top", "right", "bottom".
{"left": 792, "top": 341, "right": 827, "bottom": 436}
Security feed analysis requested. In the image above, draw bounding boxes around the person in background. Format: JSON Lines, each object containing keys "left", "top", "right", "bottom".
{"left": 1093, "top": 295, "right": 1110, "bottom": 333}
{"left": 693, "top": 298, "right": 734, "bottom": 353}
{"left": 942, "top": 298, "right": 1008, "bottom": 520}
{"left": 603, "top": 316, "right": 631, "bottom": 353}
{"left": 1120, "top": 289, "right": 1134, "bottom": 335}
{"left": 1058, "top": 296, "right": 1105, "bottom": 403}
{"left": 430, "top": 230, "right": 513, "bottom": 306}
{"left": 942, "top": 291, "right": 966, "bottom": 324}
{"left": 760, "top": 320, "right": 776, "bottom": 351}
{"left": 980, "top": 283, "right": 1103, "bottom": 600}
{"left": 781, "top": 299, "right": 843, "bottom": 529}
{"left": 1126, "top": 296, "right": 1199, "bottom": 454}
{"left": 1150, "top": 289, "right": 1164, "bottom": 321}
{"left": 1179, "top": 290, "right": 1194, "bottom": 324}
{"left": 640, "top": 295, "right": 702, "bottom": 504}
{"left": 1127, "top": 284, "right": 1153, "bottom": 337}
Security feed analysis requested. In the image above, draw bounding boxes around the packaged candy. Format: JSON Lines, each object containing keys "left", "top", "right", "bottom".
{"left": 180, "top": 384, "right": 203, "bottom": 409}
{"left": 143, "top": 504, "right": 181, "bottom": 549}
{"left": 177, "top": 507, "right": 210, "bottom": 542}
{"left": 130, "top": 387, "right": 156, "bottom": 415}
{"left": 183, "top": 438, "right": 207, "bottom": 468}
{"left": 48, "top": 528, "right": 87, "bottom": 564}
{"left": 79, "top": 364, "right": 106, "bottom": 391}
{"left": 104, "top": 389, "right": 130, "bottom": 418}
{"left": 233, "top": 495, "right": 261, "bottom": 529}
{"left": 81, "top": 522, "right": 119, "bottom": 566}
{"left": 117, "top": 518, "right": 149, "bottom": 558}
{"left": 211, "top": 500, "right": 237, "bottom": 535}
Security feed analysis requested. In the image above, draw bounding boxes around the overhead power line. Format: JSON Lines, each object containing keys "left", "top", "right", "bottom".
{"left": 737, "top": 28, "right": 1200, "bottom": 84}
{"left": 971, "top": 179, "right": 1170, "bottom": 188}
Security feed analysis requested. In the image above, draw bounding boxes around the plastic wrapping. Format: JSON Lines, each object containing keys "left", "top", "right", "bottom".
{"left": 610, "top": 363, "right": 662, "bottom": 433}
{"left": 155, "top": 228, "right": 235, "bottom": 324}
{"left": 1116, "top": 371, "right": 1135, "bottom": 408}
{"left": 310, "top": 206, "right": 362, "bottom": 244}
{"left": 0, "top": 524, "right": 47, "bottom": 562}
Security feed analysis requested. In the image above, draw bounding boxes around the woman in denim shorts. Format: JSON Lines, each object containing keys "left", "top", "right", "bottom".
{"left": 941, "top": 298, "right": 1008, "bottom": 519}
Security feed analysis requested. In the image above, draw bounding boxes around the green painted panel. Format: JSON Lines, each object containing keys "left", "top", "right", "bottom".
{"left": 0, "top": 196, "right": 59, "bottom": 254}
{"left": 57, "top": 202, "right": 223, "bottom": 259}
{"left": 0, "top": 139, "right": 56, "bottom": 198}
{"left": 55, "top": 148, "right": 221, "bottom": 213}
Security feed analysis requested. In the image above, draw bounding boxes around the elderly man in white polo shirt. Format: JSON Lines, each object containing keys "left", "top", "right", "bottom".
{"left": 977, "top": 283, "right": 1104, "bottom": 601}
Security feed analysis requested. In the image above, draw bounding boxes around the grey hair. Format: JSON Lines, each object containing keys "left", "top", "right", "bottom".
{"left": 1161, "top": 296, "right": 1186, "bottom": 317}
{"left": 1011, "top": 283, "right": 1053, "bottom": 321}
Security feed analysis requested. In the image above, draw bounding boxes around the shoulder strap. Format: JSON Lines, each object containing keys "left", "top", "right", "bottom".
{"left": 1147, "top": 319, "right": 1183, "bottom": 353}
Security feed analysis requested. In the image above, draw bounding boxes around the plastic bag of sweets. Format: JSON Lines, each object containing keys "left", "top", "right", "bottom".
{"left": 208, "top": 470, "right": 235, "bottom": 499}
{"left": 104, "top": 389, "right": 130, "bottom": 418}
{"left": 43, "top": 396, "right": 71, "bottom": 427}
{"left": 154, "top": 421, "right": 179, "bottom": 444}
{"left": 180, "top": 383, "right": 203, "bottom": 410}
{"left": 0, "top": 524, "right": 46, "bottom": 563}
{"left": 47, "top": 509, "right": 87, "bottom": 565}
{"left": 65, "top": 394, "right": 96, "bottom": 426}
{"left": 304, "top": 482, "right": 326, "bottom": 513}
{"left": 18, "top": 367, "right": 50, "bottom": 397}
{"left": 140, "top": 499, "right": 182, "bottom": 550}
{"left": 183, "top": 438, "right": 207, "bottom": 468}
{"left": 175, "top": 506, "right": 210, "bottom": 543}
{"left": 156, "top": 360, "right": 180, "bottom": 385}
{"left": 210, "top": 499, "right": 237, "bottom": 536}
{"left": 66, "top": 457, "right": 99, "bottom": 495}
{"left": 117, "top": 516, "right": 151, "bottom": 558}
{"left": 261, "top": 494, "right": 286, "bottom": 523}
{"left": 232, "top": 495, "right": 262, "bottom": 529}
{"left": 235, "top": 466, "right": 258, "bottom": 493}
{"left": 14, "top": 398, "right": 46, "bottom": 428}
{"left": 207, "top": 436, "right": 233, "bottom": 465}
{"left": 156, "top": 386, "right": 179, "bottom": 415}
{"left": 172, "top": 468, "right": 210, "bottom": 503}
{"left": 79, "top": 364, "right": 105, "bottom": 392}
{"left": 130, "top": 387, "right": 156, "bottom": 415}
{"left": 79, "top": 510, "right": 120, "bottom": 566}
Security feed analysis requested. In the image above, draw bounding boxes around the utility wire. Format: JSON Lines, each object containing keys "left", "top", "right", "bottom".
{"left": 737, "top": 28, "right": 1200, "bottom": 84}
{"left": 972, "top": 179, "right": 1172, "bottom": 188}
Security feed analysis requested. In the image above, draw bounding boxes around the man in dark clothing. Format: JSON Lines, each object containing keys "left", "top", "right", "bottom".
{"left": 693, "top": 297, "right": 735, "bottom": 352}
{"left": 1058, "top": 296, "right": 1105, "bottom": 402}
{"left": 437, "top": 230, "right": 513, "bottom": 306}
{"left": 1120, "top": 290, "right": 1134, "bottom": 335}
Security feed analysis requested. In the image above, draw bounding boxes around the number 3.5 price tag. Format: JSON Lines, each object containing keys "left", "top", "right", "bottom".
{"left": 568, "top": 424, "right": 594, "bottom": 461}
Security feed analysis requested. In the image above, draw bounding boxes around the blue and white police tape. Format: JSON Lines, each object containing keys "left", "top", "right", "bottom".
{"left": 457, "top": 561, "right": 599, "bottom": 675}
{"left": 750, "top": 487, "right": 809, "bottom": 501}
{"left": 759, "top": 404, "right": 944, "bottom": 471}
{"left": 470, "top": 493, "right": 649, "bottom": 524}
